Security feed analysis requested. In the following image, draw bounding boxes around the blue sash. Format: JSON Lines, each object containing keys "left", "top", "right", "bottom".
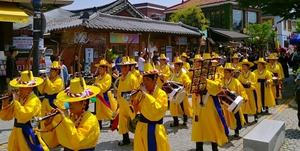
{"left": 257, "top": 79, "right": 266, "bottom": 106}
{"left": 234, "top": 111, "right": 242, "bottom": 130}
{"left": 64, "top": 147, "right": 95, "bottom": 151}
{"left": 14, "top": 119, "right": 44, "bottom": 151}
{"left": 103, "top": 90, "right": 110, "bottom": 107}
{"left": 253, "top": 90, "right": 258, "bottom": 110}
{"left": 140, "top": 114, "right": 163, "bottom": 151}
{"left": 45, "top": 93, "right": 58, "bottom": 109}
{"left": 273, "top": 73, "right": 280, "bottom": 98}
{"left": 212, "top": 96, "right": 229, "bottom": 136}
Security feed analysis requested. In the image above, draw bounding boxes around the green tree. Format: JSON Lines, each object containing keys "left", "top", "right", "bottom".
{"left": 295, "top": 20, "right": 300, "bottom": 34}
{"left": 169, "top": 4, "right": 209, "bottom": 30}
{"left": 246, "top": 21, "right": 276, "bottom": 53}
{"left": 236, "top": 0, "right": 299, "bottom": 21}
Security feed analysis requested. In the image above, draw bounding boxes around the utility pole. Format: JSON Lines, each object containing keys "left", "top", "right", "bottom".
{"left": 32, "top": 0, "right": 42, "bottom": 95}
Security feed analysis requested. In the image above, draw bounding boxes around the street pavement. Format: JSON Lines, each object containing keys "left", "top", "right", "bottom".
{"left": 0, "top": 70, "right": 300, "bottom": 151}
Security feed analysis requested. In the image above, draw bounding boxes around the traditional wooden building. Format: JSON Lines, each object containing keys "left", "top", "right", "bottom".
{"left": 46, "top": 12, "right": 203, "bottom": 73}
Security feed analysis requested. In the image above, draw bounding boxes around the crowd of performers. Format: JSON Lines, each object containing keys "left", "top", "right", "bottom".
{"left": 0, "top": 50, "right": 286, "bottom": 151}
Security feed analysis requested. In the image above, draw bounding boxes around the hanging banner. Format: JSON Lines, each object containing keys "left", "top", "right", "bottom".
{"left": 110, "top": 33, "right": 139, "bottom": 44}
{"left": 166, "top": 46, "right": 172, "bottom": 62}
{"left": 85, "top": 48, "right": 94, "bottom": 63}
{"left": 13, "top": 37, "right": 44, "bottom": 50}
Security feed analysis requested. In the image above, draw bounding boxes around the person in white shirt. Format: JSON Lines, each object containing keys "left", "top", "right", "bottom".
{"left": 138, "top": 52, "right": 145, "bottom": 72}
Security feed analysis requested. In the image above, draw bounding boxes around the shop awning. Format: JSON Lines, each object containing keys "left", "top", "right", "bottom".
{"left": 0, "top": 3, "right": 28, "bottom": 23}
{"left": 209, "top": 27, "right": 251, "bottom": 40}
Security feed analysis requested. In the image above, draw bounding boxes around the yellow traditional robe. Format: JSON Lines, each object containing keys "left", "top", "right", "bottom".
{"left": 276, "top": 62, "right": 285, "bottom": 78}
{"left": 117, "top": 72, "right": 139, "bottom": 134}
{"left": 221, "top": 77, "right": 247, "bottom": 129}
{"left": 95, "top": 73, "right": 117, "bottom": 121}
{"left": 0, "top": 93, "right": 49, "bottom": 151}
{"left": 253, "top": 69, "right": 276, "bottom": 111}
{"left": 156, "top": 64, "right": 171, "bottom": 88}
{"left": 37, "top": 77, "right": 64, "bottom": 147}
{"left": 133, "top": 88, "right": 171, "bottom": 151}
{"left": 266, "top": 63, "right": 283, "bottom": 99}
{"left": 191, "top": 79, "right": 228, "bottom": 146}
{"left": 183, "top": 62, "right": 190, "bottom": 72}
{"left": 169, "top": 71, "right": 192, "bottom": 117}
{"left": 132, "top": 69, "right": 143, "bottom": 84}
{"left": 45, "top": 111, "right": 100, "bottom": 150}
{"left": 238, "top": 71, "right": 259, "bottom": 114}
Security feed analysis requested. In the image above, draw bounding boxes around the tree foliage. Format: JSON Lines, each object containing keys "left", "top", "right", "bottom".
{"left": 246, "top": 21, "right": 276, "bottom": 52}
{"left": 169, "top": 5, "right": 209, "bottom": 30}
{"left": 236, "top": 0, "right": 300, "bottom": 21}
{"left": 295, "top": 20, "right": 300, "bottom": 34}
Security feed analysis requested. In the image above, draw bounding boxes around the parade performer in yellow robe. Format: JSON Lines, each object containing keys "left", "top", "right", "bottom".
{"left": 130, "top": 58, "right": 143, "bottom": 84}
{"left": 271, "top": 52, "right": 285, "bottom": 79}
{"left": 94, "top": 59, "right": 117, "bottom": 129}
{"left": 266, "top": 54, "right": 283, "bottom": 102}
{"left": 191, "top": 66, "right": 228, "bottom": 151}
{"left": 190, "top": 54, "right": 204, "bottom": 112}
{"left": 238, "top": 59, "right": 259, "bottom": 123}
{"left": 116, "top": 57, "right": 139, "bottom": 146}
{"left": 180, "top": 52, "right": 191, "bottom": 72}
{"left": 131, "top": 62, "right": 171, "bottom": 151}
{"left": 44, "top": 78, "right": 101, "bottom": 150}
{"left": 0, "top": 71, "right": 49, "bottom": 151}
{"left": 38, "top": 61, "right": 64, "bottom": 147}
{"left": 221, "top": 63, "right": 247, "bottom": 137}
{"left": 156, "top": 54, "right": 171, "bottom": 88}
{"left": 253, "top": 58, "right": 276, "bottom": 113}
{"left": 212, "top": 52, "right": 224, "bottom": 79}
{"left": 169, "top": 57, "right": 193, "bottom": 127}
{"left": 231, "top": 54, "right": 242, "bottom": 78}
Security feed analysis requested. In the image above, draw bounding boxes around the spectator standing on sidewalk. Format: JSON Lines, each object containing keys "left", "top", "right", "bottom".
{"left": 60, "top": 58, "right": 69, "bottom": 88}
{"left": 138, "top": 52, "right": 145, "bottom": 72}
{"left": 6, "top": 46, "right": 19, "bottom": 95}
{"left": 295, "top": 72, "right": 300, "bottom": 128}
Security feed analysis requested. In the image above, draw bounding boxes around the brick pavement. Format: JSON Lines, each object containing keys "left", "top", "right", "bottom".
{"left": 0, "top": 71, "right": 300, "bottom": 151}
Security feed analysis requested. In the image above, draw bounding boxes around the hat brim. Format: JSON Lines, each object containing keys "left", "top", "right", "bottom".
{"left": 254, "top": 61, "right": 267, "bottom": 64}
{"left": 159, "top": 57, "right": 167, "bottom": 60}
{"left": 141, "top": 69, "right": 160, "bottom": 75}
{"left": 266, "top": 57, "right": 278, "bottom": 60}
{"left": 56, "top": 85, "right": 100, "bottom": 103}
{"left": 95, "top": 64, "right": 111, "bottom": 68}
{"left": 117, "top": 62, "right": 136, "bottom": 66}
{"left": 231, "top": 57, "right": 240, "bottom": 59}
{"left": 180, "top": 55, "right": 189, "bottom": 58}
{"left": 46, "top": 66, "right": 63, "bottom": 70}
{"left": 238, "top": 62, "right": 254, "bottom": 67}
{"left": 10, "top": 77, "right": 44, "bottom": 88}
{"left": 224, "top": 67, "right": 235, "bottom": 70}
{"left": 173, "top": 61, "right": 183, "bottom": 64}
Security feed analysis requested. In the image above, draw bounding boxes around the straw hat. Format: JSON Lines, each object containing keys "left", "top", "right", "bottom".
{"left": 254, "top": 58, "right": 267, "bottom": 64}
{"left": 266, "top": 54, "right": 278, "bottom": 60}
{"left": 191, "top": 54, "right": 203, "bottom": 62}
{"left": 173, "top": 57, "right": 183, "bottom": 64}
{"left": 10, "top": 71, "right": 43, "bottom": 88}
{"left": 95, "top": 59, "right": 111, "bottom": 68}
{"left": 212, "top": 52, "right": 221, "bottom": 59}
{"left": 56, "top": 78, "right": 100, "bottom": 102}
{"left": 180, "top": 52, "right": 189, "bottom": 58}
{"left": 224, "top": 63, "right": 235, "bottom": 70}
{"left": 141, "top": 62, "right": 160, "bottom": 75}
{"left": 46, "top": 61, "right": 62, "bottom": 69}
{"left": 202, "top": 53, "right": 211, "bottom": 60}
{"left": 130, "top": 58, "right": 137, "bottom": 64}
{"left": 231, "top": 54, "right": 239, "bottom": 59}
{"left": 238, "top": 59, "right": 254, "bottom": 67}
{"left": 117, "top": 56, "right": 135, "bottom": 65}
{"left": 159, "top": 54, "right": 167, "bottom": 60}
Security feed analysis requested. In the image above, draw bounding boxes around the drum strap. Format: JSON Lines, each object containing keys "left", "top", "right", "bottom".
{"left": 14, "top": 119, "right": 44, "bottom": 151}
{"left": 45, "top": 93, "right": 58, "bottom": 109}
{"left": 258, "top": 79, "right": 266, "bottom": 106}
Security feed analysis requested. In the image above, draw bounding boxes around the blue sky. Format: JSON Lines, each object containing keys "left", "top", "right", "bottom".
{"left": 63, "top": 0, "right": 182, "bottom": 10}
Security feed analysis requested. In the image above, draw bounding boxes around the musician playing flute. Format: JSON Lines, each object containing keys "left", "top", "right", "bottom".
{"left": 156, "top": 54, "right": 171, "bottom": 88}
{"left": 38, "top": 61, "right": 65, "bottom": 147}
{"left": 191, "top": 53, "right": 228, "bottom": 151}
{"left": 169, "top": 57, "right": 193, "bottom": 127}
{"left": 44, "top": 78, "right": 100, "bottom": 151}
{"left": 253, "top": 58, "right": 276, "bottom": 113}
{"left": 237, "top": 59, "right": 259, "bottom": 123}
{"left": 94, "top": 59, "right": 117, "bottom": 129}
{"left": 0, "top": 71, "right": 49, "bottom": 151}
{"left": 266, "top": 54, "right": 284, "bottom": 104}
{"left": 130, "top": 62, "right": 171, "bottom": 151}
{"left": 116, "top": 56, "right": 139, "bottom": 146}
{"left": 221, "top": 63, "right": 247, "bottom": 137}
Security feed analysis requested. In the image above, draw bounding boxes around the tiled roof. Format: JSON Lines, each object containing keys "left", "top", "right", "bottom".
{"left": 46, "top": 13, "right": 203, "bottom": 36}
{"left": 210, "top": 27, "right": 251, "bottom": 40}
{"left": 68, "top": 0, "right": 145, "bottom": 18}
{"left": 165, "top": 0, "right": 235, "bottom": 11}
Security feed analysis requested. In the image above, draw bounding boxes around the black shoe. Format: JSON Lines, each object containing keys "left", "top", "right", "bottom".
{"left": 254, "top": 114, "right": 258, "bottom": 123}
{"left": 170, "top": 123, "right": 179, "bottom": 127}
{"left": 118, "top": 140, "right": 130, "bottom": 146}
{"left": 182, "top": 122, "right": 187, "bottom": 126}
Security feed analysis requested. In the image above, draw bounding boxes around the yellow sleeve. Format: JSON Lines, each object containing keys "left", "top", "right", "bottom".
{"left": 249, "top": 73, "right": 257, "bottom": 90}
{"left": 235, "top": 79, "right": 248, "bottom": 101}
{"left": 96, "top": 74, "right": 111, "bottom": 94}
{"left": 163, "top": 66, "right": 171, "bottom": 82}
{"left": 132, "top": 76, "right": 140, "bottom": 89}
{"left": 44, "top": 78, "right": 64, "bottom": 94}
{"left": 0, "top": 102, "right": 15, "bottom": 121}
{"left": 183, "top": 73, "right": 191, "bottom": 94}
{"left": 206, "top": 79, "right": 222, "bottom": 96}
{"left": 14, "top": 98, "right": 41, "bottom": 123}
{"left": 38, "top": 82, "right": 46, "bottom": 94}
{"left": 139, "top": 90, "right": 168, "bottom": 121}
{"left": 55, "top": 116, "right": 100, "bottom": 150}
{"left": 187, "top": 63, "right": 191, "bottom": 71}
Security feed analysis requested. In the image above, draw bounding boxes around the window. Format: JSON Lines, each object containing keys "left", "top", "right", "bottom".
{"left": 288, "top": 20, "right": 292, "bottom": 31}
{"left": 284, "top": 20, "right": 287, "bottom": 30}
{"left": 232, "top": 9, "right": 243, "bottom": 31}
{"left": 262, "top": 17, "right": 274, "bottom": 25}
{"left": 204, "top": 9, "right": 224, "bottom": 28}
{"left": 247, "top": 11, "right": 257, "bottom": 24}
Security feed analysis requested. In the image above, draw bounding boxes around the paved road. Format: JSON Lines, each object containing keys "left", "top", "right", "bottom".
{"left": 0, "top": 71, "right": 300, "bottom": 151}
